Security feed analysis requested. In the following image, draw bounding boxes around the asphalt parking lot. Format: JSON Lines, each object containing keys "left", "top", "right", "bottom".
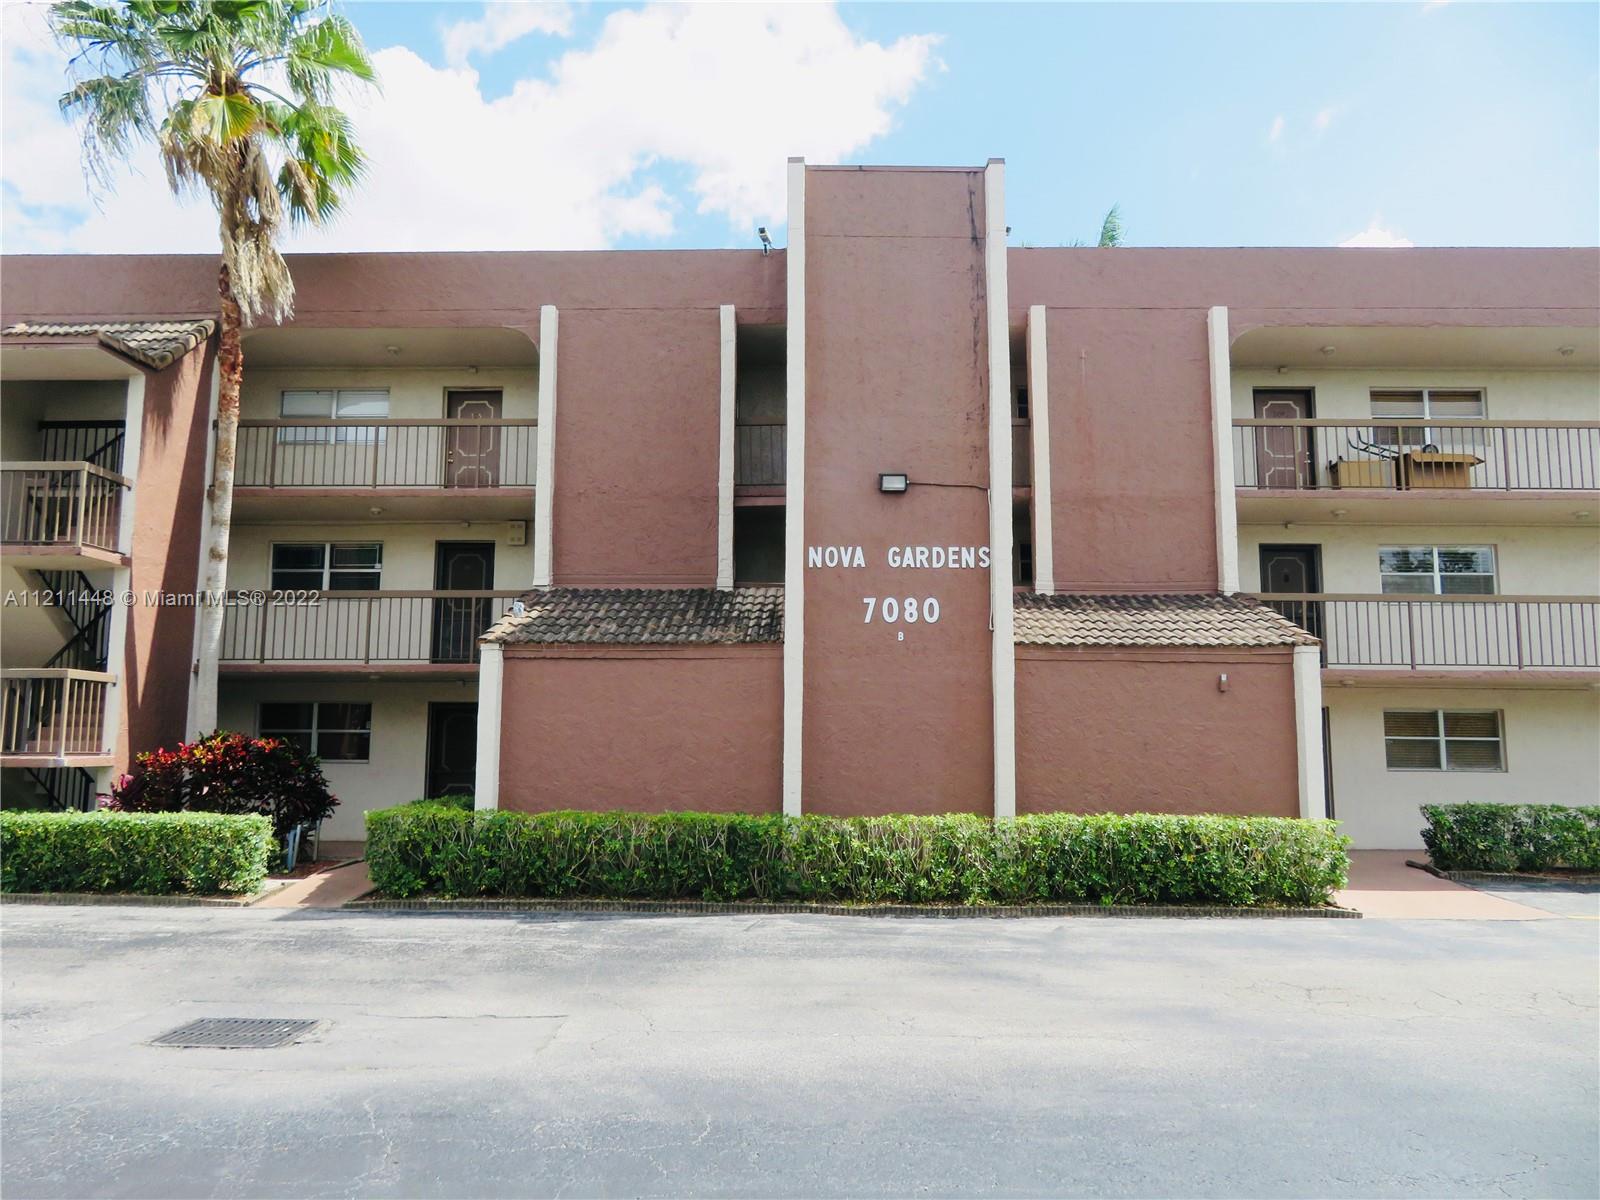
{"left": 3, "top": 903, "right": 1596, "bottom": 1199}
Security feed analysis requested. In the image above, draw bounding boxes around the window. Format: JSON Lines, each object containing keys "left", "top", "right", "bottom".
{"left": 1384, "top": 710, "right": 1504, "bottom": 771}
{"left": 1370, "top": 388, "right": 1485, "bottom": 448}
{"left": 1379, "top": 546, "right": 1495, "bottom": 595}
{"left": 259, "top": 701, "right": 372, "bottom": 762}
{"left": 1013, "top": 387, "right": 1030, "bottom": 420}
{"left": 278, "top": 389, "right": 390, "bottom": 443}
{"left": 270, "top": 543, "right": 382, "bottom": 591}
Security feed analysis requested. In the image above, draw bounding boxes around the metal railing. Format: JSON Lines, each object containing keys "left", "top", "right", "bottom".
{"left": 220, "top": 591, "right": 522, "bottom": 665}
{"left": 1, "top": 669, "right": 114, "bottom": 759}
{"left": 38, "top": 421, "right": 126, "bottom": 472}
{"left": 735, "top": 423, "right": 786, "bottom": 486}
{"left": 1233, "top": 420, "right": 1600, "bottom": 492}
{"left": 236, "top": 419, "right": 538, "bottom": 488}
{"left": 1, "top": 463, "right": 128, "bottom": 553}
{"left": 1254, "top": 594, "right": 1599, "bottom": 671}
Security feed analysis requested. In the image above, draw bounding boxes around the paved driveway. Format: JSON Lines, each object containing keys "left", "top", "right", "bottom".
{"left": 3, "top": 905, "right": 1596, "bottom": 1199}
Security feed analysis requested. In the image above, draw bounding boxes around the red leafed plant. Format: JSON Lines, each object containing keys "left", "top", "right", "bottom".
{"left": 110, "top": 731, "right": 337, "bottom": 840}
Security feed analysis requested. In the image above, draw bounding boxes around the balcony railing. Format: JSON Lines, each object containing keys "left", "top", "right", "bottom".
{"left": 1254, "top": 594, "right": 1599, "bottom": 671}
{"left": 735, "top": 422, "right": 786, "bottom": 487}
{"left": 1, "top": 463, "right": 128, "bottom": 555}
{"left": 1233, "top": 420, "right": 1600, "bottom": 492}
{"left": 221, "top": 591, "right": 522, "bottom": 665}
{"left": 38, "top": 421, "right": 126, "bottom": 472}
{"left": 1, "top": 669, "right": 114, "bottom": 760}
{"left": 236, "top": 420, "right": 538, "bottom": 489}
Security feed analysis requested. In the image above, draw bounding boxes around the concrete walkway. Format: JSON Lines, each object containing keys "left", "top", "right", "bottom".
{"left": 251, "top": 860, "right": 372, "bottom": 909}
{"left": 1338, "top": 850, "right": 1552, "bottom": 919}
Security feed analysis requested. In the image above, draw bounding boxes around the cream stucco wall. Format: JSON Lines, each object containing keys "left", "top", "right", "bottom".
{"left": 217, "top": 678, "right": 477, "bottom": 842}
{"left": 1, "top": 379, "right": 129, "bottom": 460}
{"left": 227, "top": 521, "right": 534, "bottom": 591}
{"left": 1326, "top": 686, "right": 1600, "bottom": 849}
{"left": 1238, "top": 524, "right": 1600, "bottom": 595}
{"left": 240, "top": 366, "right": 537, "bottom": 421}
{"left": 1231, "top": 367, "right": 1600, "bottom": 422}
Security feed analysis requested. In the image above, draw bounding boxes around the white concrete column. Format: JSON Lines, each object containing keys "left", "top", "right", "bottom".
{"left": 189, "top": 363, "right": 222, "bottom": 737}
{"left": 1026, "top": 305, "right": 1054, "bottom": 596}
{"left": 781, "top": 158, "right": 806, "bottom": 817}
{"left": 1293, "top": 644, "right": 1327, "bottom": 821}
{"left": 531, "top": 305, "right": 559, "bottom": 589}
{"left": 1207, "top": 305, "right": 1240, "bottom": 595}
{"left": 474, "top": 643, "right": 504, "bottom": 810}
{"left": 985, "top": 159, "right": 1017, "bottom": 821}
{"left": 717, "top": 304, "right": 736, "bottom": 591}
{"left": 97, "top": 372, "right": 144, "bottom": 782}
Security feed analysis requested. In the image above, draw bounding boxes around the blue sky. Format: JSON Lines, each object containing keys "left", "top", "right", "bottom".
{"left": 3, "top": 2, "right": 1596, "bottom": 254}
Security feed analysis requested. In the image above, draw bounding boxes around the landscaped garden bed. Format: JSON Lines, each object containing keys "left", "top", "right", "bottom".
{"left": 0, "top": 811, "right": 275, "bottom": 897}
{"left": 365, "top": 801, "right": 1350, "bottom": 910}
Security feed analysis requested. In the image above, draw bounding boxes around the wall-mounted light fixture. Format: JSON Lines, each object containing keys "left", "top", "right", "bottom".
{"left": 878, "top": 472, "right": 909, "bottom": 494}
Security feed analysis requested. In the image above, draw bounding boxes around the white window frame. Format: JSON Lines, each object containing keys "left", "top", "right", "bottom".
{"left": 278, "top": 388, "right": 391, "bottom": 443}
{"left": 1369, "top": 388, "right": 1487, "bottom": 450}
{"left": 1378, "top": 545, "right": 1497, "bottom": 595}
{"left": 1383, "top": 709, "right": 1506, "bottom": 773}
{"left": 269, "top": 542, "right": 383, "bottom": 591}
{"left": 258, "top": 701, "right": 373, "bottom": 763}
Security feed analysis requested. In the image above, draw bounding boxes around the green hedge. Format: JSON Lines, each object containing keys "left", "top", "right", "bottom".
{"left": 1, "top": 811, "right": 274, "bottom": 896}
{"left": 1421, "top": 804, "right": 1600, "bottom": 873}
{"left": 367, "top": 805, "right": 1349, "bottom": 907}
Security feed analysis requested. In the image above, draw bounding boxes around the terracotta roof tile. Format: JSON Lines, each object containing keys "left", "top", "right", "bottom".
{"left": 3, "top": 319, "right": 215, "bottom": 370}
{"left": 484, "top": 587, "right": 784, "bottom": 646}
{"left": 1014, "top": 593, "right": 1318, "bottom": 648}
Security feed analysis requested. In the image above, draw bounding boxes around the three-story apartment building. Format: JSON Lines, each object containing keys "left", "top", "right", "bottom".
{"left": 3, "top": 160, "right": 1595, "bottom": 854}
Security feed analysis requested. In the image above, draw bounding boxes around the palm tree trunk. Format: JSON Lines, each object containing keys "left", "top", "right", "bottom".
{"left": 192, "top": 261, "right": 243, "bottom": 734}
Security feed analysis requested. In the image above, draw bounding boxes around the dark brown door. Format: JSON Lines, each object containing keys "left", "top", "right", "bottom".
{"left": 432, "top": 542, "right": 495, "bottom": 662}
{"left": 426, "top": 702, "right": 478, "bottom": 797}
{"left": 1253, "top": 389, "right": 1314, "bottom": 489}
{"left": 1259, "top": 544, "right": 1323, "bottom": 640}
{"left": 445, "top": 390, "right": 502, "bottom": 488}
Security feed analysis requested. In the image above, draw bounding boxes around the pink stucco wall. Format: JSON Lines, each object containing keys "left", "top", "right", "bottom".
{"left": 498, "top": 646, "right": 782, "bottom": 813}
{"left": 1015, "top": 646, "right": 1299, "bottom": 817}
{"left": 799, "top": 167, "right": 995, "bottom": 815}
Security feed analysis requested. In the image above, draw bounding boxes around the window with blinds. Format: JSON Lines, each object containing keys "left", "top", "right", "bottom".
{"left": 1383, "top": 710, "right": 1504, "bottom": 771}
{"left": 279, "top": 389, "right": 391, "bottom": 443}
{"left": 1370, "top": 388, "right": 1486, "bottom": 448}
{"left": 1378, "top": 546, "right": 1496, "bottom": 595}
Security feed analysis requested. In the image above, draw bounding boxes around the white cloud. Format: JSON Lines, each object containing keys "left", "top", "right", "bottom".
{"left": 1313, "top": 105, "right": 1341, "bottom": 133}
{"left": 1267, "top": 114, "right": 1285, "bottom": 143}
{"left": 1339, "top": 220, "right": 1414, "bottom": 248}
{"left": 2, "top": 3, "right": 940, "bottom": 254}
{"left": 441, "top": 2, "right": 573, "bottom": 68}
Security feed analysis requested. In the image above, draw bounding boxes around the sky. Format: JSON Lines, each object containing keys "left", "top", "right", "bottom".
{"left": 2, "top": 1, "right": 1596, "bottom": 256}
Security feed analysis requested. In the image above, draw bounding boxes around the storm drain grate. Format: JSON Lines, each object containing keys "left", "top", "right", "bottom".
{"left": 151, "top": 1018, "right": 318, "bottom": 1049}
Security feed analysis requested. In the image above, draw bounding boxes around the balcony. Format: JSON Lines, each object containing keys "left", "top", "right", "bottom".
{"left": 0, "top": 463, "right": 129, "bottom": 568}
{"left": 1, "top": 669, "right": 116, "bottom": 767}
{"left": 232, "top": 419, "right": 538, "bottom": 521}
{"left": 219, "top": 590, "right": 522, "bottom": 678}
{"left": 734, "top": 422, "right": 785, "bottom": 501}
{"left": 1233, "top": 420, "right": 1600, "bottom": 525}
{"left": 1255, "top": 594, "right": 1600, "bottom": 686}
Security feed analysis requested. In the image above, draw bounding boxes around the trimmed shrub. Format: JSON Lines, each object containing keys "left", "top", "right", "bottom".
{"left": 110, "top": 731, "right": 337, "bottom": 840}
{"left": 1421, "top": 803, "right": 1600, "bottom": 873}
{"left": 366, "top": 807, "right": 1349, "bottom": 907}
{"left": 1, "top": 811, "right": 274, "bottom": 895}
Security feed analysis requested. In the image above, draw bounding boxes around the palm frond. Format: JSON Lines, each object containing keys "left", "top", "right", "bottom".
{"left": 1096, "top": 203, "right": 1124, "bottom": 248}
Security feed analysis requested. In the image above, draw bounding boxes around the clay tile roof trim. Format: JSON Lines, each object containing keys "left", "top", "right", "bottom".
{"left": 1013, "top": 592, "right": 1319, "bottom": 648}
{"left": 2, "top": 319, "right": 216, "bottom": 371}
{"left": 483, "top": 586, "right": 785, "bottom": 646}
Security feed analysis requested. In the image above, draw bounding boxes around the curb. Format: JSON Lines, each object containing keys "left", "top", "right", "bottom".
{"left": 2, "top": 891, "right": 264, "bottom": 908}
{"left": 344, "top": 897, "right": 1362, "bottom": 919}
{"left": 1407, "top": 861, "right": 1600, "bottom": 886}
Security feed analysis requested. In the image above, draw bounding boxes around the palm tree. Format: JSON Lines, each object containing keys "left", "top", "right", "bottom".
{"left": 49, "top": 0, "right": 377, "bottom": 728}
{"left": 1070, "top": 204, "right": 1124, "bottom": 248}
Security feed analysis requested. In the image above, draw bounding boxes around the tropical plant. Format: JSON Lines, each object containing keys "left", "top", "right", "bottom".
{"left": 1070, "top": 204, "right": 1124, "bottom": 247}
{"left": 110, "top": 729, "right": 338, "bottom": 839}
{"left": 49, "top": 0, "right": 378, "bottom": 724}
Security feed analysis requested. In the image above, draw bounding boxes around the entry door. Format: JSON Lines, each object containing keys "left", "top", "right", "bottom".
{"left": 1253, "top": 389, "right": 1314, "bottom": 489}
{"left": 426, "top": 702, "right": 478, "bottom": 797}
{"left": 432, "top": 542, "right": 496, "bottom": 662}
{"left": 1259, "top": 544, "right": 1323, "bottom": 640}
{"left": 444, "top": 390, "right": 503, "bottom": 488}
